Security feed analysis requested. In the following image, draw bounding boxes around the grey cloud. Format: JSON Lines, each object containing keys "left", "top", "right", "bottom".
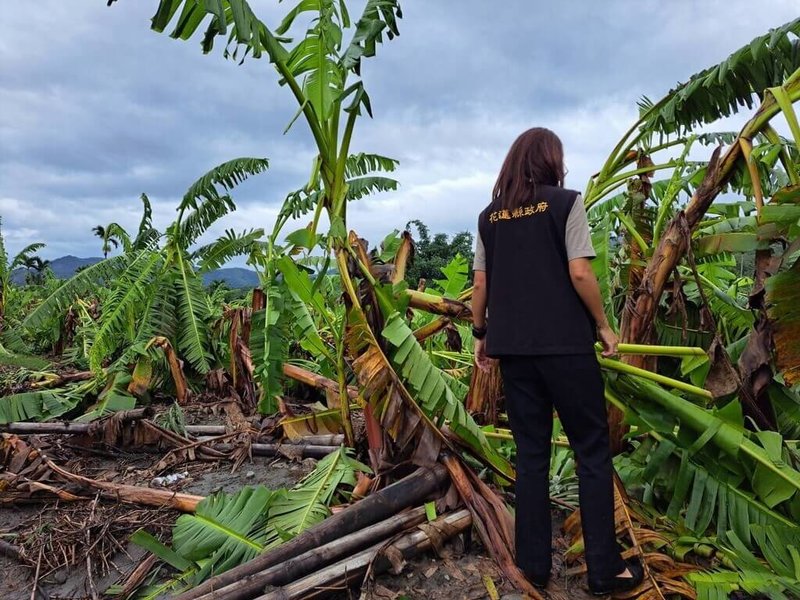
{"left": 1, "top": 0, "right": 797, "bottom": 261}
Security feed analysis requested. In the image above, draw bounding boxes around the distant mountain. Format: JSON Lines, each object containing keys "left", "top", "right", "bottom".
{"left": 11, "top": 255, "right": 259, "bottom": 289}
{"left": 49, "top": 255, "right": 103, "bottom": 278}
{"left": 202, "top": 267, "right": 259, "bottom": 288}
{"left": 10, "top": 255, "right": 102, "bottom": 284}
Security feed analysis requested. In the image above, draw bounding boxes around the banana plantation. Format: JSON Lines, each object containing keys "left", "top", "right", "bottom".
{"left": 2, "top": 2, "right": 800, "bottom": 599}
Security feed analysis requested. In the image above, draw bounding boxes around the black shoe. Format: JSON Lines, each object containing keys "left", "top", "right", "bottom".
{"left": 524, "top": 570, "right": 550, "bottom": 589}
{"left": 588, "top": 558, "right": 644, "bottom": 596}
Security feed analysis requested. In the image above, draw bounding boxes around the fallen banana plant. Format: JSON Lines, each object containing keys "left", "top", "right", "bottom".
{"left": 172, "top": 464, "right": 449, "bottom": 600}
{"left": 130, "top": 447, "right": 370, "bottom": 592}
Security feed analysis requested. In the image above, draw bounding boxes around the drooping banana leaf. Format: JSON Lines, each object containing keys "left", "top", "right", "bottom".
{"left": 0, "top": 324, "right": 33, "bottom": 357}
{"left": 640, "top": 17, "right": 800, "bottom": 136}
{"left": 382, "top": 312, "right": 514, "bottom": 480}
{"left": 173, "top": 485, "right": 276, "bottom": 583}
{"left": 617, "top": 376, "right": 800, "bottom": 511}
{"left": 714, "top": 525, "right": 800, "bottom": 598}
{"left": 23, "top": 255, "right": 126, "bottom": 331}
{"left": 172, "top": 254, "right": 213, "bottom": 374}
{"left": 622, "top": 435, "right": 797, "bottom": 545}
{"left": 74, "top": 372, "right": 136, "bottom": 423}
{"left": 276, "top": 253, "right": 336, "bottom": 363}
{"left": 193, "top": 228, "right": 265, "bottom": 273}
{"left": 179, "top": 158, "right": 270, "bottom": 214}
{"left": 89, "top": 250, "right": 163, "bottom": 374}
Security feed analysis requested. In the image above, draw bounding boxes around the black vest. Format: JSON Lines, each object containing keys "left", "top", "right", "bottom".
{"left": 478, "top": 185, "right": 596, "bottom": 357}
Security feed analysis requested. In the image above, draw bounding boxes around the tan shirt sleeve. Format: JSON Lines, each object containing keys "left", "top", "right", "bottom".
{"left": 473, "top": 223, "right": 486, "bottom": 271}
{"left": 565, "top": 194, "right": 596, "bottom": 260}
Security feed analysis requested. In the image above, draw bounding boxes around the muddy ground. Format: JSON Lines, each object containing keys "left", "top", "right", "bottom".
{"left": 1, "top": 402, "right": 600, "bottom": 600}
{"left": 0, "top": 450, "right": 315, "bottom": 599}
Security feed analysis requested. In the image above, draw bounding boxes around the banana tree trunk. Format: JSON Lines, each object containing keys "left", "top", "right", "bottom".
{"left": 466, "top": 361, "right": 503, "bottom": 425}
{"left": 44, "top": 457, "right": 203, "bottom": 512}
{"left": 611, "top": 157, "right": 657, "bottom": 450}
{"left": 192, "top": 507, "right": 430, "bottom": 600}
{"left": 405, "top": 289, "right": 472, "bottom": 321}
{"left": 282, "top": 363, "right": 358, "bottom": 400}
{"left": 255, "top": 510, "right": 472, "bottom": 600}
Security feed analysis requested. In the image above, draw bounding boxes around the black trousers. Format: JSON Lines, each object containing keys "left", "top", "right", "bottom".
{"left": 499, "top": 354, "right": 625, "bottom": 581}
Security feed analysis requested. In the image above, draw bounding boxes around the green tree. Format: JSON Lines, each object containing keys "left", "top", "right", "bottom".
{"left": 91, "top": 223, "right": 129, "bottom": 258}
{"left": 0, "top": 218, "right": 45, "bottom": 325}
{"left": 404, "top": 220, "right": 474, "bottom": 287}
{"left": 22, "top": 256, "right": 51, "bottom": 286}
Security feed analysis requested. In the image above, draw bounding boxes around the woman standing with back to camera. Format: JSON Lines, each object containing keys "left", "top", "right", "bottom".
{"left": 471, "top": 128, "right": 644, "bottom": 595}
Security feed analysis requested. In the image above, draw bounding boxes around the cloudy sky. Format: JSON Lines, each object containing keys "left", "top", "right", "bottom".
{"left": 1, "top": 1, "right": 797, "bottom": 263}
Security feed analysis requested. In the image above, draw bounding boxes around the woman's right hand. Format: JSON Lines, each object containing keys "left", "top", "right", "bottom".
{"left": 474, "top": 338, "right": 491, "bottom": 372}
{"left": 597, "top": 325, "right": 619, "bottom": 358}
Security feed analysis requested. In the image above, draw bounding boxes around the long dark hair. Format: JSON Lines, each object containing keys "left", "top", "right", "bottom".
{"left": 492, "top": 127, "right": 565, "bottom": 210}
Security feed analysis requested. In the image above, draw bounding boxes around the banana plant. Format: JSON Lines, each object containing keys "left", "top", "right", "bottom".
{"left": 608, "top": 373, "right": 800, "bottom": 598}
{"left": 126, "top": 1, "right": 421, "bottom": 450}
{"left": 16, "top": 158, "right": 269, "bottom": 417}
{"left": 581, "top": 20, "right": 800, "bottom": 450}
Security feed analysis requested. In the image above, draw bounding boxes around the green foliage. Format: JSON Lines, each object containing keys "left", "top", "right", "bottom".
{"left": 179, "top": 157, "right": 269, "bottom": 213}
{"left": 688, "top": 525, "right": 800, "bottom": 600}
{"left": 93, "top": 222, "right": 131, "bottom": 257}
{"left": 134, "top": 193, "right": 160, "bottom": 251}
{"left": 0, "top": 351, "right": 50, "bottom": 371}
{"left": 431, "top": 254, "right": 469, "bottom": 299}
{"left": 0, "top": 381, "right": 96, "bottom": 424}
{"left": 639, "top": 18, "right": 800, "bottom": 135}
{"left": 157, "top": 402, "right": 188, "bottom": 437}
{"left": 76, "top": 373, "right": 136, "bottom": 422}
{"left": 261, "top": 447, "right": 370, "bottom": 548}
{"left": 19, "top": 158, "right": 267, "bottom": 406}
{"left": 382, "top": 312, "right": 514, "bottom": 479}
{"left": 171, "top": 253, "right": 213, "bottom": 374}
{"left": 250, "top": 283, "right": 288, "bottom": 414}
{"left": 130, "top": 448, "right": 368, "bottom": 587}
{"left": 193, "top": 229, "right": 264, "bottom": 273}
{"left": 23, "top": 256, "right": 126, "bottom": 332}
{"left": 89, "top": 250, "right": 164, "bottom": 374}
{"left": 618, "top": 436, "right": 797, "bottom": 543}
{"left": 404, "top": 220, "right": 474, "bottom": 287}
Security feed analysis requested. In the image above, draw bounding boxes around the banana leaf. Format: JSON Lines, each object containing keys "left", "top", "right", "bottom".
{"left": 382, "top": 312, "right": 514, "bottom": 480}
{"left": 130, "top": 448, "right": 368, "bottom": 586}
{"left": 0, "top": 388, "right": 81, "bottom": 423}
